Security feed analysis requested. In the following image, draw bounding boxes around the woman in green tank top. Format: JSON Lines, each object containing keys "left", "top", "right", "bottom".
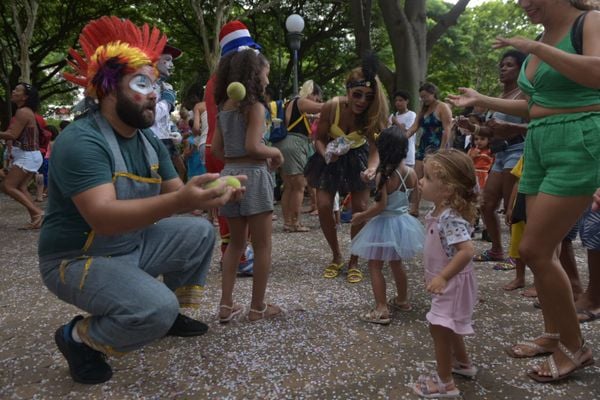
{"left": 448, "top": 0, "right": 599, "bottom": 385}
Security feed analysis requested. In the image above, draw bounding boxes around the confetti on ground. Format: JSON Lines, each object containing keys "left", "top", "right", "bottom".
{"left": 0, "top": 194, "right": 598, "bottom": 399}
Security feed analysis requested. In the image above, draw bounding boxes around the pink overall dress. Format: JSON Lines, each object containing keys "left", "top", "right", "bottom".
{"left": 424, "top": 212, "right": 477, "bottom": 335}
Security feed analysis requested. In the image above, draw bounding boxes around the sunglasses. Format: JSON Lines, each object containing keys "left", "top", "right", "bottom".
{"left": 350, "top": 90, "right": 374, "bottom": 102}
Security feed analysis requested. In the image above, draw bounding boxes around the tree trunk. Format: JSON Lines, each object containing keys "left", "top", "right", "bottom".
{"left": 11, "top": 0, "right": 39, "bottom": 84}
{"left": 351, "top": 0, "right": 470, "bottom": 111}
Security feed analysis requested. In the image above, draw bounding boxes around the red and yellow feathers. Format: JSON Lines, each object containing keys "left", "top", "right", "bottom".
{"left": 64, "top": 16, "right": 167, "bottom": 98}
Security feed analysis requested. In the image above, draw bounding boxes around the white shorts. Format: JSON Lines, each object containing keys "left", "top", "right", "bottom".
{"left": 12, "top": 147, "right": 42, "bottom": 173}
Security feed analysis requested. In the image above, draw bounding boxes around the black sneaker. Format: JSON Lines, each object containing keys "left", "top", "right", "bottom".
{"left": 167, "top": 313, "right": 209, "bottom": 337}
{"left": 54, "top": 316, "right": 113, "bottom": 384}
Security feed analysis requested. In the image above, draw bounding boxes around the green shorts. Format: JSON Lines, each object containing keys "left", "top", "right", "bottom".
{"left": 273, "top": 132, "right": 312, "bottom": 176}
{"left": 519, "top": 112, "right": 600, "bottom": 197}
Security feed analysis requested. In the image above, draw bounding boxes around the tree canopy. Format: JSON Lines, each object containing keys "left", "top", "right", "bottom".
{"left": 0, "top": 0, "right": 540, "bottom": 127}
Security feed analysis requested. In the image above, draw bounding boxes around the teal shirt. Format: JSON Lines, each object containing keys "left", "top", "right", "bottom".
{"left": 38, "top": 113, "right": 177, "bottom": 257}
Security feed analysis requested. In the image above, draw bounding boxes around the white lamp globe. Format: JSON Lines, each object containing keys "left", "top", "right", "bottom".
{"left": 285, "top": 14, "right": 305, "bottom": 34}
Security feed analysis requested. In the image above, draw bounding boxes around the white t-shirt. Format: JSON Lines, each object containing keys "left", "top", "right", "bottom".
{"left": 388, "top": 110, "right": 416, "bottom": 166}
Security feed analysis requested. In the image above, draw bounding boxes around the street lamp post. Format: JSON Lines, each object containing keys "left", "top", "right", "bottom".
{"left": 285, "top": 14, "right": 304, "bottom": 97}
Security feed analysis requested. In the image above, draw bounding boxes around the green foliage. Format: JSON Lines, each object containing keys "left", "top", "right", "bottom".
{"left": 427, "top": 0, "right": 540, "bottom": 99}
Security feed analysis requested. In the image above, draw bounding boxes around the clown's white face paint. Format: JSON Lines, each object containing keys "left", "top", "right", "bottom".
{"left": 157, "top": 54, "right": 174, "bottom": 77}
{"left": 129, "top": 74, "right": 158, "bottom": 95}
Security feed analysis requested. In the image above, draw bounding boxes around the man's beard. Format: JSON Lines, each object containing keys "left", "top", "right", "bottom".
{"left": 116, "top": 91, "right": 155, "bottom": 129}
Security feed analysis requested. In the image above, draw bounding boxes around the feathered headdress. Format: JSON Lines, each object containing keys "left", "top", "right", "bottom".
{"left": 346, "top": 51, "right": 379, "bottom": 90}
{"left": 64, "top": 16, "right": 167, "bottom": 99}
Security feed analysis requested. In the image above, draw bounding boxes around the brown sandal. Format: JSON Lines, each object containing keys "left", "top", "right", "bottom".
{"left": 505, "top": 332, "right": 560, "bottom": 358}
{"left": 528, "top": 340, "right": 595, "bottom": 382}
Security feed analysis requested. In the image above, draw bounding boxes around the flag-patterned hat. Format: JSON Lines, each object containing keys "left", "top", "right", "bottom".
{"left": 219, "top": 20, "right": 261, "bottom": 57}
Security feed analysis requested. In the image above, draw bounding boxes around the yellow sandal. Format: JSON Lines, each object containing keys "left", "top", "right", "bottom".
{"left": 323, "top": 262, "right": 344, "bottom": 278}
{"left": 347, "top": 267, "right": 363, "bottom": 283}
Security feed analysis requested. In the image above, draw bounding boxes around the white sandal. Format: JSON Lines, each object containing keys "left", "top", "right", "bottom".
{"left": 247, "top": 303, "right": 282, "bottom": 322}
{"left": 413, "top": 373, "right": 460, "bottom": 398}
{"left": 451, "top": 360, "right": 478, "bottom": 378}
{"left": 218, "top": 303, "right": 243, "bottom": 323}
{"left": 528, "top": 340, "right": 595, "bottom": 382}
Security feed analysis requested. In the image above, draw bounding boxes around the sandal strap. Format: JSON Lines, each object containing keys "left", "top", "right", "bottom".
{"left": 249, "top": 303, "right": 268, "bottom": 316}
{"left": 541, "top": 332, "right": 560, "bottom": 340}
{"left": 515, "top": 341, "right": 547, "bottom": 354}
{"left": 548, "top": 353, "right": 560, "bottom": 379}
{"left": 557, "top": 340, "right": 585, "bottom": 368}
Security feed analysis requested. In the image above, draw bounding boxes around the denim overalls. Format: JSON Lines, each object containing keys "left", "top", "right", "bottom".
{"left": 40, "top": 112, "right": 215, "bottom": 355}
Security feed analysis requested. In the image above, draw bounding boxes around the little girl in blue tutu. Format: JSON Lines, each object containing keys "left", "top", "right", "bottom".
{"left": 351, "top": 126, "right": 425, "bottom": 325}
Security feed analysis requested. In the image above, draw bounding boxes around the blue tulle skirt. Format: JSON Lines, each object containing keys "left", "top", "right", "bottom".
{"left": 351, "top": 213, "right": 425, "bottom": 261}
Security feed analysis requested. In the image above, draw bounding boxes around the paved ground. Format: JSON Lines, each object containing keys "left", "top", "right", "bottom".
{"left": 1, "top": 193, "right": 599, "bottom": 399}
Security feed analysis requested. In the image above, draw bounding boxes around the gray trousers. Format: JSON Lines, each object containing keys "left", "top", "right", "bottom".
{"left": 39, "top": 216, "right": 215, "bottom": 354}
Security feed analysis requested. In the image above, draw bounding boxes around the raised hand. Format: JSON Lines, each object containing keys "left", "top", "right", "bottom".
{"left": 492, "top": 36, "right": 539, "bottom": 54}
{"left": 447, "top": 87, "right": 482, "bottom": 109}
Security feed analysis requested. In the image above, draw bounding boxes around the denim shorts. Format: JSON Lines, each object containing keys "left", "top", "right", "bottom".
{"left": 491, "top": 143, "right": 523, "bottom": 172}
{"left": 11, "top": 147, "right": 42, "bottom": 173}
{"left": 519, "top": 112, "right": 600, "bottom": 196}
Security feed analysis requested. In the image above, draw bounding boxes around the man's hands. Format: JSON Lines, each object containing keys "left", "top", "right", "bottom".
{"left": 178, "top": 173, "right": 246, "bottom": 212}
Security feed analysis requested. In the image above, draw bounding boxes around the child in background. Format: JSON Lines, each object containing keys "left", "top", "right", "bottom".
{"left": 500, "top": 157, "right": 529, "bottom": 290}
{"left": 211, "top": 49, "right": 284, "bottom": 322}
{"left": 351, "top": 126, "right": 424, "bottom": 324}
{"left": 468, "top": 134, "right": 494, "bottom": 190}
{"left": 413, "top": 149, "right": 479, "bottom": 398}
{"left": 183, "top": 124, "right": 206, "bottom": 180}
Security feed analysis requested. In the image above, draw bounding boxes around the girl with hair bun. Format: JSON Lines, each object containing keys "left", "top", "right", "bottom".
{"left": 304, "top": 56, "right": 389, "bottom": 284}
{"left": 350, "top": 126, "right": 424, "bottom": 324}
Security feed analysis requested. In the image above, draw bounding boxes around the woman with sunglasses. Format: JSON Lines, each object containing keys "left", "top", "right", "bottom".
{"left": 405, "top": 82, "right": 453, "bottom": 217}
{"left": 305, "top": 59, "right": 388, "bottom": 283}
{"left": 0, "top": 82, "right": 44, "bottom": 229}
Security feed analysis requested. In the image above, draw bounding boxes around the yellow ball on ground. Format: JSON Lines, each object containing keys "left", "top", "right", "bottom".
{"left": 227, "top": 82, "right": 246, "bottom": 101}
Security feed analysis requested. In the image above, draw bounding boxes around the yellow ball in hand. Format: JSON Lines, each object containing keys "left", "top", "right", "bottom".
{"left": 227, "top": 82, "right": 246, "bottom": 101}
{"left": 223, "top": 176, "right": 241, "bottom": 189}
{"left": 202, "top": 176, "right": 241, "bottom": 190}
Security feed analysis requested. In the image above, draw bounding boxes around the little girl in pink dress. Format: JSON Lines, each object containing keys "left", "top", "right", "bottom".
{"left": 413, "top": 149, "right": 479, "bottom": 399}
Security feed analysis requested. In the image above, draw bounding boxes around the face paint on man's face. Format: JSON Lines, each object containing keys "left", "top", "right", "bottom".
{"left": 157, "top": 54, "right": 174, "bottom": 77}
{"left": 129, "top": 74, "right": 158, "bottom": 95}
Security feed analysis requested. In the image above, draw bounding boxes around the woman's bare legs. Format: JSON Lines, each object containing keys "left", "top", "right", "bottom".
{"left": 317, "top": 189, "right": 343, "bottom": 265}
{"left": 519, "top": 193, "right": 593, "bottom": 377}
{"left": 1, "top": 166, "right": 43, "bottom": 221}
{"left": 575, "top": 250, "right": 600, "bottom": 322}
{"left": 480, "top": 170, "right": 515, "bottom": 256}
{"left": 348, "top": 189, "right": 370, "bottom": 269}
{"left": 559, "top": 238, "right": 583, "bottom": 301}
{"left": 282, "top": 174, "right": 308, "bottom": 229}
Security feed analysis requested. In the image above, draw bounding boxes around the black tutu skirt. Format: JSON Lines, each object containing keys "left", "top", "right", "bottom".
{"left": 304, "top": 144, "right": 373, "bottom": 194}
